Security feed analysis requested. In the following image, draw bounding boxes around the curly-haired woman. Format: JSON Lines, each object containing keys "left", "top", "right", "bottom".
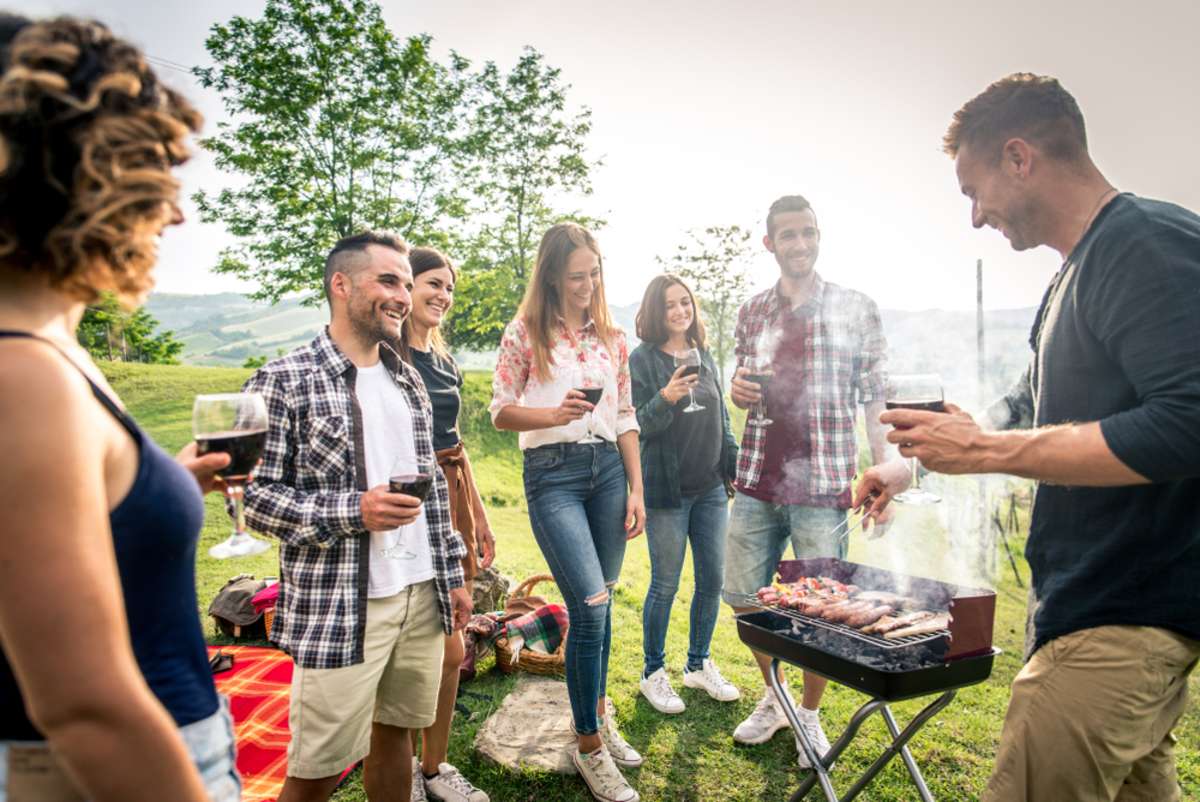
{"left": 0, "top": 15, "right": 238, "bottom": 802}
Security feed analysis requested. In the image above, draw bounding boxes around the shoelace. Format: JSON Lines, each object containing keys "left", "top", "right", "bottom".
{"left": 439, "top": 768, "right": 479, "bottom": 795}
{"left": 583, "top": 752, "right": 630, "bottom": 794}
{"left": 701, "top": 663, "right": 732, "bottom": 690}
{"left": 649, "top": 672, "right": 679, "bottom": 701}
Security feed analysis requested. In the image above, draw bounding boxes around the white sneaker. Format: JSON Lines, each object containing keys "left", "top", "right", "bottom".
{"left": 639, "top": 668, "right": 685, "bottom": 714}
{"left": 573, "top": 746, "right": 639, "bottom": 802}
{"left": 411, "top": 757, "right": 429, "bottom": 802}
{"left": 424, "top": 762, "right": 489, "bottom": 802}
{"left": 682, "top": 659, "right": 741, "bottom": 702}
{"left": 794, "top": 709, "right": 832, "bottom": 769}
{"left": 732, "top": 687, "right": 792, "bottom": 744}
{"left": 599, "top": 714, "right": 643, "bottom": 768}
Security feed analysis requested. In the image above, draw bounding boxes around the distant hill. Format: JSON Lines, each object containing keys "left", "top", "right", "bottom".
{"left": 146, "top": 292, "right": 1034, "bottom": 405}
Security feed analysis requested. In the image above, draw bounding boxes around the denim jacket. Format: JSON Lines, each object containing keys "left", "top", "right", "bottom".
{"left": 630, "top": 342, "right": 738, "bottom": 509}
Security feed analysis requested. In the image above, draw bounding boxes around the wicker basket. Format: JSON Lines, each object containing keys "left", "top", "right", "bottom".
{"left": 493, "top": 574, "right": 567, "bottom": 676}
{"left": 263, "top": 607, "right": 276, "bottom": 639}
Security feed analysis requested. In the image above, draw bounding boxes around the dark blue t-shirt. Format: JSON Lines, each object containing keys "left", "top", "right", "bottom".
{"left": 0, "top": 333, "right": 218, "bottom": 738}
{"left": 1027, "top": 194, "right": 1200, "bottom": 650}
{"left": 410, "top": 347, "right": 462, "bottom": 451}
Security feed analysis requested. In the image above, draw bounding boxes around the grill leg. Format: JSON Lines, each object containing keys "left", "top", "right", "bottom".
{"left": 768, "top": 659, "right": 840, "bottom": 802}
{"left": 786, "top": 689, "right": 889, "bottom": 802}
{"left": 837, "top": 690, "right": 958, "bottom": 802}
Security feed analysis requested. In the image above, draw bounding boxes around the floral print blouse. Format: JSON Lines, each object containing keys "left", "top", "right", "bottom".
{"left": 490, "top": 316, "right": 639, "bottom": 450}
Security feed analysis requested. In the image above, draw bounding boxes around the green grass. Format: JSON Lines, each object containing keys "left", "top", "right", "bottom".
{"left": 101, "top": 362, "right": 1200, "bottom": 802}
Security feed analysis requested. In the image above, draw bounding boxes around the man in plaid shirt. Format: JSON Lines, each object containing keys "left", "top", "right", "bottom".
{"left": 242, "top": 231, "right": 470, "bottom": 802}
{"left": 722, "top": 195, "right": 910, "bottom": 766}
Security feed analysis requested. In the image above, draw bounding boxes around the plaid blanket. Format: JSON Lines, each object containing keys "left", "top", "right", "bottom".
{"left": 503, "top": 604, "right": 568, "bottom": 664}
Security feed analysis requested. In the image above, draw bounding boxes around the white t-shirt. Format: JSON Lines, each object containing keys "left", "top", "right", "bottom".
{"left": 355, "top": 362, "right": 436, "bottom": 598}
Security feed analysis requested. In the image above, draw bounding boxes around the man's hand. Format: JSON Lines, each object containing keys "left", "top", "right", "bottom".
{"left": 361, "top": 484, "right": 422, "bottom": 530}
{"left": 551, "top": 389, "right": 592, "bottom": 427}
{"left": 882, "top": 403, "right": 989, "bottom": 474}
{"left": 176, "top": 441, "right": 232, "bottom": 495}
{"left": 852, "top": 458, "right": 913, "bottom": 527}
{"left": 660, "top": 365, "right": 699, "bottom": 405}
{"left": 729, "top": 367, "right": 765, "bottom": 409}
{"left": 476, "top": 523, "right": 496, "bottom": 569}
{"left": 449, "top": 586, "right": 472, "bottom": 631}
{"left": 625, "top": 490, "right": 646, "bottom": 540}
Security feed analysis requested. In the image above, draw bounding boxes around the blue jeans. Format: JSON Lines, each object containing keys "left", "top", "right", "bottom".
{"left": 642, "top": 483, "right": 729, "bottom": 676}
{"left": 523, "top": 442, "right": 628, "bottom": 736}
{"left": 0, "top": 697, "right": 240, "bottom": 802}
{"left": 722, "top": 491, "right": 846, "bottom": 606}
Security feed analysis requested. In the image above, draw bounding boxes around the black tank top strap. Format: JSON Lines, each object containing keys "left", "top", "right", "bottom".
{"left": 0, "top": 329, "right": 140, "bottom": 440}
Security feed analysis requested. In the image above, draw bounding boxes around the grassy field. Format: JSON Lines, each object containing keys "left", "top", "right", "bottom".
{"left": 102, "top": 361, "right": 1200, "bottom": 802}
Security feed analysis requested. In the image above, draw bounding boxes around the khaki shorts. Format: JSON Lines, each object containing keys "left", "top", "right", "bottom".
{"left": 286, "top": 581, "right": 445, "bottom": 779}
{"left": 984, "top": 625, "right": 1200, "bottom": 802}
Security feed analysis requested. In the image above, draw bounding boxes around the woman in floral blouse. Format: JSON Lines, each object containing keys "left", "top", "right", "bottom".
{"left": 490, "top": 223, "right": 645, "bottom": 802}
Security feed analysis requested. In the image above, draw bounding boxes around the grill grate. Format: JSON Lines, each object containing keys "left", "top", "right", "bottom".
{"left": 744, "top": 598, "right": 949, "bottom": 650}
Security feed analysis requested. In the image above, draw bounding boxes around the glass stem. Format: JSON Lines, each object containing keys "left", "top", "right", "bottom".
{"left": 228, "top": 484, "right": 246, "bottom": 538}
{"left": 688, "top": 388, "right": 695, "bottom": 407}
{"left": 910, "top": 457, "right": 921, "bottom": 491}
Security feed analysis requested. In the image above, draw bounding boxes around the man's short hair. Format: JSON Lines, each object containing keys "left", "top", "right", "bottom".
{"left": 766, "top": 195, "right": 816, "bottom": 239}
{"left": 323, "top": 230, "right": 409, "bottom": 301}
{"left": 943, "top": 73, "right": 1088, "bottom": 163}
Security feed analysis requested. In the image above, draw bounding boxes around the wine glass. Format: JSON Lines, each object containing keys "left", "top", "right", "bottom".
{"left": 574, "top": 364, "right": 605, "bottom": 444}
{"left": 744, "top": 360, "right": 774, "bottom": 427}
{"left": 886, "top": 373, "right": 945, "bottom": 505}
{"left": 383, "top": 455, "right": 437, "bottom": 560}
{"left": 194, "top": 393, "right": 272, "bottom": 558}
{"left": 674, "top": 348, "right": 705, "bottom": 413}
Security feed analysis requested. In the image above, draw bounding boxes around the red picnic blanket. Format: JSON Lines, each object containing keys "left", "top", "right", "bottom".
{"left": 207, "top": 645, "right": 356, "bottom": 801}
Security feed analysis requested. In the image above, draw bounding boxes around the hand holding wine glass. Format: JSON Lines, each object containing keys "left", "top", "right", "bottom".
{"left": 884, "top": 373, "right": 945, "bottom": 505}
{"left": 193, "top": 393, "right": 271, "bottom": 558}
{"left": 743, "top": 360, "right": 774, "bottom": 426}
{"left": 673, "top": 348, "right": 705, "bottom": 413}
{"left": 574, "top": 364, "right": 605, "bottom": 444}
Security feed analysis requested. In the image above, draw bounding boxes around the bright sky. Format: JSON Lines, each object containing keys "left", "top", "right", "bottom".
{"left": 25, "top": 0, "right": 1200, "bottom": 310}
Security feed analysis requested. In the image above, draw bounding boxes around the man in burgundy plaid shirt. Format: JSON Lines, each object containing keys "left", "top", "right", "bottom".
{"left": 722, "top": 195, "right": 910, "bottom": 766}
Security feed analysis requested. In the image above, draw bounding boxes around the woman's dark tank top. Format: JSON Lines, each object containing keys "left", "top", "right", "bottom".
{"left": 0, "top": 331, "right": 218, "bottom": 738}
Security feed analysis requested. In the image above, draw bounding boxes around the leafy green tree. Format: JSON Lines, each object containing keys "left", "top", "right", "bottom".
{"left": 447, "top": 49, "right": 601, "bottom": 350}
{"left": 657, "top": 225, "right": 755, "bottom": 388}
{"left": 77, "top": 294, "right": 184, "bottom": 364}
{"left": 193, "top": 0, "right": 475, "bottom": 304}
{"left": 243, "top": 355, "right": 268, "bottom": 369}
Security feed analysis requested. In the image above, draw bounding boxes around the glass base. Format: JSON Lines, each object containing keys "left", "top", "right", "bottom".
{"left": 209, "top": 531, "right": 272, "bottom": 559}
{"left": 682, "top": 401, "right": 706, "bottom": 413}
{"left": 893, "top": 488, "right": 941, "bottom": 505}
{"left": 752, "top": 415, "right": 773, "bottom": 426}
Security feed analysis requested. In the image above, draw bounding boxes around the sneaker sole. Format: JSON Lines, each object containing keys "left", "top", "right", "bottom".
{"left": 573, "top": 754, "right": 640, "bottom": 802}
{"left": 732, "top": 717, "right": 790, "bottom": 745}
{"left": 681, "top": 677, "right": 741, "bottom": 702}
{"left": 611, "top": 752, "right": 644, "bottom": 769}
{"left": 639, "top": 687, "right": 685, "bottom": 715}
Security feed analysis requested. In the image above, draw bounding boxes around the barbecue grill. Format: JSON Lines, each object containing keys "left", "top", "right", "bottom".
{"left": 736, "top": 557, "right": 1000, "bottom": 802}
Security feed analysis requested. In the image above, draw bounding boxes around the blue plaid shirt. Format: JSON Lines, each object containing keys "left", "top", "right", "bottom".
{"left": 243, "top": 329, "right": 466, "bottom": 669}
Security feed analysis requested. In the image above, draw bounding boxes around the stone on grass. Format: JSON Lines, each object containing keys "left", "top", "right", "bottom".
{"left": 474, "top": 674, "right": 577, "bottom": 774}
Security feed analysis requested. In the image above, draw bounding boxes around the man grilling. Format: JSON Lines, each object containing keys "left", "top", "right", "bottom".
{"left": 856, "top": 73, "right": 1200, "bottom": 801}
{"left": 723, "top": 194, "right": 911, "bottom": 766}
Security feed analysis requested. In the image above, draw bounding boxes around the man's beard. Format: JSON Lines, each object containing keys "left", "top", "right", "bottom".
{"left": 349, "top": 300, "right": 402, "bottom": 347}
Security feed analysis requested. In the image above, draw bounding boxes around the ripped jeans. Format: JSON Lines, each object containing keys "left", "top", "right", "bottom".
{"left": 523, "top": 442, "right": 628, "bottom": 735}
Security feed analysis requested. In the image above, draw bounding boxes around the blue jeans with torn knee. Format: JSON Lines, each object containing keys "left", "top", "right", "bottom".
{"left": 523, "top": 442, "right": 628, "bottom": 736}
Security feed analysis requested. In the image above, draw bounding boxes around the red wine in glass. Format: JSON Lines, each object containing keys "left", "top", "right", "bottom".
{"left": 680, "top": 364, "right": 701, "bottom": 379}
{"left": 389, "top": 473, "right": 433, "bottom": 501}
{"left": 577, "top": 386, "right": 605, "bottom": 406}
{"left": 745, "top": 373, "right": 773, "bottom": 396}
{"left": 196, "top": 429, "right": 268, "bottom": 485}
{"left": 885, "top": 400, "right": 946, "bottom": 413}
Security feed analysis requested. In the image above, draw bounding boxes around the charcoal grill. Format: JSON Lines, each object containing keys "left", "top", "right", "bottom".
{"left": 735, "top": 557, "right": 1000, "bottom": 802}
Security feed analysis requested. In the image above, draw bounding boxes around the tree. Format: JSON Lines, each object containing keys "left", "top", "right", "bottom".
{"left": 193, "top": 0, "right": 476, "bottom": 304}
{"left": 657, "top": 225, "right": 755, "bottom": 388}
{"left": 77, "top": 294, "right": 185, "bottom": 364}
{"left": 447, "top": 49, "right": 602, "bottom": 350}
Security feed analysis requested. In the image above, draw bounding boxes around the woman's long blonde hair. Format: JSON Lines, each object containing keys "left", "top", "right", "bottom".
{"left": 518, "top": 222, "right": 617, "bottom": 381}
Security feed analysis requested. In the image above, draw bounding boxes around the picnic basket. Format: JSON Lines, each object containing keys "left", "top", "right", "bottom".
{"left": 494, "top": 573, "right": 567, "bottom": 676}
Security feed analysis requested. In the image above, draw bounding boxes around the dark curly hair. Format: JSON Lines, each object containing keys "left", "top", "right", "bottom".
{"left": 0, "top": 15, "right": 202, "bottom": 304}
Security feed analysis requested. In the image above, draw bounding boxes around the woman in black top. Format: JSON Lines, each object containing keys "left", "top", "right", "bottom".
{"left": 629, "top": 275, "right": 740, "bottom": 716}
{"left": 399, "top": 246, "right": 495, "bottom": 801}
{"left": 0, "top": 15, "right": 237, "bottom": 802}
